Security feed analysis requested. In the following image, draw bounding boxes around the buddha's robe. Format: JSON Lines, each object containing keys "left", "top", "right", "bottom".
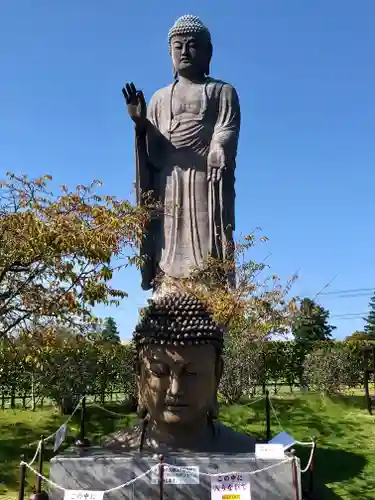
{"left": 103, "top": 421, "right": 255, "bottom": 454}
{"left": 136, "top": 78, "right": 240, "bottom": 290}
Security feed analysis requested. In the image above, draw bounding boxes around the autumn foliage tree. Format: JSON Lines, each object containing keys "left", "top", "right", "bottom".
{"left": 0, "top": 173, "right": 147, "bottom": 336}
{"left": 171, "top": 232, "right": 298, "bottom": 403}
{"left": 178, "top": 232, "right": 298, "bottom": 340}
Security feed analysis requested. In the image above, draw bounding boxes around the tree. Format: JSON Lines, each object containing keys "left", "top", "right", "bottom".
{"left": 292, "top": 298, "right": 336, "bottom": 343}
{"left": 303, "top": 346, "right": 359, "bottom": 394}
{"left": 345, "top": 331, "right": 374, "bottom": 341}
{"left": 363, "top": 293, "right": 375, "bottom": 338}
{"left": 294, "top": 298, "right": 336, "bottom": 341}
{"left": 101, "top": 317, "right": 120, "bottom": 343}
{"left": 0, "top": 173, "right": 147, "bottom": 336}
{"left": 219, "top": 336, "right": 265, "bottom": 404}
{"left": 175, "top": 232, "right": 298, "bottom": 341}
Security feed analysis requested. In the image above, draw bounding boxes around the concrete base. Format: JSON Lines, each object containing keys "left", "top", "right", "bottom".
{"left": 49, "top": 447, "right": 301, "bottom": 499}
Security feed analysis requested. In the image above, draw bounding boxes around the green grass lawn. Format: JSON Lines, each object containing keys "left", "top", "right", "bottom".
{"left": 0, "top": 393, "right": 374, "bottom": 499}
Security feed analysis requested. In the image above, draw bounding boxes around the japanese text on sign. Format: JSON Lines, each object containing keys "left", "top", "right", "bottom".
{"left": 211, "top": 473, "right": 251, "bottom": 500}
{"left": 151, "top": 465, "right": 200, "bottom": 484}
{"left": 63, "top": 490, "right": 104, "bottom": 500}
{"left": 255, "top": 443, "right": 285, "bottom": 460}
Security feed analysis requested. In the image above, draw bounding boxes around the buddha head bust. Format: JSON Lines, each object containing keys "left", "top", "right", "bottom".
{"left": 168, "top": 15, "right": 213, "bottom": 80}
{"left": 133, "top": 292, "right": 224, "bottom": 448}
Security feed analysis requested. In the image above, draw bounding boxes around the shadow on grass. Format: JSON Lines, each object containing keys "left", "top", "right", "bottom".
{"left": 81, "top": 403, "right": 137, "bottom": 443}
{"left": 0, "top": 403, "right": 136, "bottom": 494}
{"left": 221, "top": 394, "right": 372, "bottom": 500}
{"left": 333, "top": 394, "right": 368, "bottom": 411}
{"left": 0, "top": 416, "right": 68, "bottom": 493}
{"left": 299, "top": 446, "right": 367, "bottom": 500}
{"left": 0, "top": 396, "right": 372, "bottom": 499}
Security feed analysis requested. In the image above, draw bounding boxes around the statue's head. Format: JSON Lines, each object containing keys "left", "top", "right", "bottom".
{"left": 168, "top": 15, "right": 213, "bottom": 79}
{"left": 133, "top": 293, "right": 223, "bottom": 427}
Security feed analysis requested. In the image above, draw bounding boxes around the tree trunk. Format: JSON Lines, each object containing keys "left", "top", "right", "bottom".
{"left": 60, "top": 395, "right": 79, "bottom": 415}
{"left": 129, "top": 394, "right": 138, "bottom": 412}
{"left": 31, "top": 374, "right": 36, "bottom": 411}
{"left": 10, "top": 388, "right": 16, "bottom": 409}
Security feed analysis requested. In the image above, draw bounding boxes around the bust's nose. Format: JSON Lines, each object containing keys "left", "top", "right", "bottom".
{"left": 169, "top": 374, "right": 182, "bottom": 396}
{"left": 181, "top": 44, "right": 189, "bottom": 57}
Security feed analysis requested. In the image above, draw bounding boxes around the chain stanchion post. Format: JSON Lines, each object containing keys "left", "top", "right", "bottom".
{"left": 75, "top": 396, "right": 90, "bottom": 447}
{"left": 18, "top": 457, "right": 26, "bottom": 500}
{"left": 290, "top": 449, "right": 300, "bottom": 500}
{"left": 158, "top": 455, "right": 165, "bottom": 500}
{"left": 29, "top": 436, "right": 50, "bottom": 500}
{"left": 36, "top": 435, "right": 44, "bottom": 493}
{"left": 265, "top": 390, "right": 271, "bottom": 441}
{"left": 308, "top": 437, "right": 316, "bottom": 497}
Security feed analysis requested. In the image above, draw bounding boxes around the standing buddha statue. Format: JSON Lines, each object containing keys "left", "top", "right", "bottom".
{"left": 122, "top": 15, "right": 241, "bottom": 293}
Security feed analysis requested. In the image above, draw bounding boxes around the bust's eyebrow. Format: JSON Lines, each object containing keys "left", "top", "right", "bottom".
{"left": 147, "top": 356, "right": 164, "bottom": 363}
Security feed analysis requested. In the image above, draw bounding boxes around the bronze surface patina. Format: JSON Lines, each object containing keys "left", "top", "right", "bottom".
{"left": 104, "top": 293, "right": 255, "bottom": 453}
{"left": 122, "top": 14, "right": 240, "bottom": 293}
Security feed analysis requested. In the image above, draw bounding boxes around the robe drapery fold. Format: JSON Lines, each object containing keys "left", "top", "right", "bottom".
{"left": 135, "top": 78, "right": 241, "bottom": 291}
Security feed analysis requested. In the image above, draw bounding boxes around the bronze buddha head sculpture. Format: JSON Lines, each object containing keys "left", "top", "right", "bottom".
{"left": 168, "top": 15, "right": 213, "bottom": 80}
{"left": 133, "top": 292, "right": 223, "bottom": 446}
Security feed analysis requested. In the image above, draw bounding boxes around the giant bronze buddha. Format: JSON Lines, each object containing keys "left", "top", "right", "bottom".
{"left": 122, "top": 15, "right": 240, "bottom": 293}
{"left": 104, "top": 293, "right": 255, "bottom": 453}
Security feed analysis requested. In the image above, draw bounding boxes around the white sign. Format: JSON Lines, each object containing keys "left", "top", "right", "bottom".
{"left": 54, "top": 423, "right": 68, "bottom": 452}
{"left": 64, "top": 491, "right": 104, "bottom": 500}
{"left": 211, "top": 473, "right": 251, "bottom": 500}
{"left": 255, "top": 443, "right": 285, "bottom": 460}
{"left": 151, "top": 465, "right": 200, "bottom": 484}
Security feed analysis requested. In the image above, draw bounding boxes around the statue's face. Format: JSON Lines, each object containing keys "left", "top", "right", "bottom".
{"left": 138, "top": 344, "right": 220, "bottom": 425}
{"left": 170, "top": 35, "right": 210, "bottom": 78}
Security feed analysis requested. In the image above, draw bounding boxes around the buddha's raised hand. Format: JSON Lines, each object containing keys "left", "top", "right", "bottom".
{"left": 122, "top": 82, "right": 147, "bottom": 130}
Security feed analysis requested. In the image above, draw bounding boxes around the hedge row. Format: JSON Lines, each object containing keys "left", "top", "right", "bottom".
{"left": 220, "top": 339, "right": 372, "bottom": 403}
{"left": 0, "top": 334, "right": 372, "bottom": 409}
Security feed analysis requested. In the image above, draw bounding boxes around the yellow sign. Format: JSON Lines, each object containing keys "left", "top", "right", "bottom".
{"left": 211, "top": 473, "right": 251, "bottom": 500}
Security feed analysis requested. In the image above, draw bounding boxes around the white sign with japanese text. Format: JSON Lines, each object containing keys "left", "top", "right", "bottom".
{"left": 151, "top": 465, "right": 200, "bottom": 484}
{"left": 211, "top": 473, "right": 251, "bottom": 500}
{"left": 64, "top": 491, "right": 104, "bottom": 500}
{"left": 255, "top": 443, "right": 285, "bottom": 460}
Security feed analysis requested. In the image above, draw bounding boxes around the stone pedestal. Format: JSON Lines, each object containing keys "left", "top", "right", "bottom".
{"left": 49, "top": 446, "right": 301, "bottom": 499}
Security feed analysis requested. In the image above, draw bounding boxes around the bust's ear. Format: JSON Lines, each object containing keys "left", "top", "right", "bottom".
{"left": 136, "top": 370, "right": 148, "bottom": 418}
{"left": 215, "top": 356, "right": 223, "bottom": 385}
{"left": 204, "top": 41, "right": 213, "bottom": 76}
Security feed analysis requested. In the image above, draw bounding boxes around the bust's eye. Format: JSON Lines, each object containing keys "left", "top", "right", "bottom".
{"left": 185, "top": 368, "right": 198, "bottom": 376}
{"left": 149, "top": 364, "right": 169, "bottom": 377}
{"left": 173, "top": 43, "right": 182, "bottom": 51}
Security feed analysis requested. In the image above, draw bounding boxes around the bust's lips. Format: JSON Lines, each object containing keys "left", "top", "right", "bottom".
{"left": 165, "top": 404, "right": 188, "bottom": 410}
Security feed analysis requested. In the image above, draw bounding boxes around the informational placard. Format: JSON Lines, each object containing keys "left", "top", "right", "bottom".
{"left": 64, "top": 490, "right": 104, "bottom": 500}
{"left": 211, "top": 473, "right": 251, "bottom": 500}
{"left": 269, "top": 431, "right": 295, "bottom": 450}
{"left": 54, "top": 423, "right": 68, "bottom": 452}
{"left": 151, "top": 465, "right": 200, "bottom": 484}
{"left": 255, "top": 443, "right": 285, "bottom": 460}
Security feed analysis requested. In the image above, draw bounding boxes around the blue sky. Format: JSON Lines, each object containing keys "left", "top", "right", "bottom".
{"left": 1, "top": 1, "right": 374, "bottom": 339}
